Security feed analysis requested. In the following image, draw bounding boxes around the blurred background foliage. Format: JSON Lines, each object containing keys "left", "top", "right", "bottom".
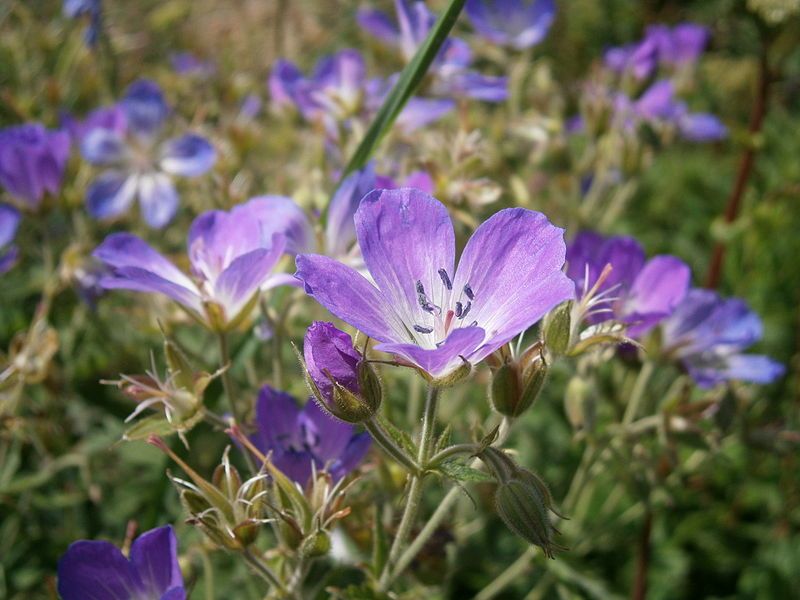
{"left": 0, "top": 0, "right": 798, "bottom": 598}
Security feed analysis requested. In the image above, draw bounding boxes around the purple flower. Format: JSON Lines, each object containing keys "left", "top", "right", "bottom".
{"left": 326, "top": 164, "right": 379, "bottom": 261}
{"left": 304, "top": 321, "right": 362, "bottom": 408}
{"left": 610, "top": 80, "right": 727, "bottom": 142}
{"left": 604, "top": 23, "right": 709, "bottom": 79}
{"left": 250, "top": 385, "right": 370, "bottom": 485}
{"left": 662, "top": 289, "right": 785, "bottom": 388}
{"left": 81, "top": 79, "right": 216, "bottom": 228}
{"left": 358, "top": 0, "right": 508, "bottom": 102}
{"left": 269, "top": 50, "right": 366, "bottom": 125}
{"left": 0, "top": 123, "right": 70, "bottom": 208}
{"left": 0, "top": 204, "right": 21, "bottom": 275}
{"left": 465, "top": 0, "right": 556, "bottom": 50}
{"left": 93, "top": 197, "right": 301, "bottom": 330}
{"left": 57, "top": 525, "right": 185, "bottom": 600}
{"left": 62, "top": 105, "right": 127, "bottom": 145}
{"left": 567, "top": 231, "right": 690, "bottom": 338}
{"left": 63, "top": 0, "right": 102, "bottom": 46}
{"left": 296, "top": 188, "right": 573, "bottom": 380}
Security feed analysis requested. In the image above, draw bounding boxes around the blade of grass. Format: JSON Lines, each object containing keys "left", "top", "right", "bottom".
{"left": 333, "top": 0, "right": 466, "bottom": 188}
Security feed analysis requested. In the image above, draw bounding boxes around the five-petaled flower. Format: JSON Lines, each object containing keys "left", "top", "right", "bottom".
{"left": 57, "top": 525, "right": 186, "bottom": 600}
{"left": 296, "top": 188, "right": 574, "bottom": 380}
{"left": 81, "top": 79, "right": 216, "bottom": 228}
{"left": 93, "top": 197, "right": 303, "bottom": 330}
{"left": 249, "top": 385, "right": 371, "bottom": 486}
{"left": 661, "top": 289, "right": 785, "bottom": 388}
{"left": 567, "top": 231, "right": 690, "bottom": 338}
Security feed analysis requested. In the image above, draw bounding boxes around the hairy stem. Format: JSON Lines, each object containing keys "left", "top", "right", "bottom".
{"left": 378, "top": 385, "right": 440, "bottom": 590}
{"left": 241, "top": 548, "right": 287, "bottom": 595}
{"left": 365, "top": 417, "right": 420, "bottom": 473}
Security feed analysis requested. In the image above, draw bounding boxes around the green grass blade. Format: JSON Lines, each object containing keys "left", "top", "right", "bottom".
{"left": 338, "top": 0, "right": 466, "bottom": 181}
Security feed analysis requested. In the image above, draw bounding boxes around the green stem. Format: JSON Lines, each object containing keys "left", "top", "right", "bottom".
{"left": 217, "top": 333, "right": 241, "bottom": 423}
{"left": 387, "top": 419, "right": 512, "bottom": 588}
{"left": 622, "top": 361, "right": 654, "bottom": 427}
{"left": 427, "top": 443, "right": 478, "bottom": 468}
{"left": 364, "top": 418, "right": 420, "bottom": 473}
{"left": 474, "top": 545, "right": 538, "bottom": 600}
{"left": 241, "top": 548, "right": 287, "bottom": 595}
{"left": 378, "top": 385, "right": 440, "bottom": 590}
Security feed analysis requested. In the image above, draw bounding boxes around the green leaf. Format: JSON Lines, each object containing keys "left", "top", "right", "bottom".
{"left": 436, "top": 460, "right": 494, "bottom": 483}
{"left": 334, "top": 0, "right": 466, "bottom": 186}
{"left": 376, "top": 414, "right": 417, "bottom": 456}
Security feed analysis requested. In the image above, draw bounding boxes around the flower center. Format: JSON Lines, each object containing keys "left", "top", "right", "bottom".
{"left": 412, "top": 267, "right": 477, "bottom": 346}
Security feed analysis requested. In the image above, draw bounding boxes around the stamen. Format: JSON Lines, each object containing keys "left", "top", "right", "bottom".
{"left": 455, "top": 302, "right": 463, "bottom": 317}
{"left": 463, "top": 283, "right": 475, "bottom": 300}
{"left": 416, "top": 280, "right": 425, "bottom": 295}
{"left": 438, "top": 268, "right": 452, "bottom": 290}
{"left": 414, "top": 324, "right": 434, "bottom": 334}
{"left": 421, "top": 302, "right": 437, "bottom": 314}
{"left": 458, "top": 301, "right": 472, "bottom": 320}
{"left": 468, "top": 320, "right": 478, "bottom": 327}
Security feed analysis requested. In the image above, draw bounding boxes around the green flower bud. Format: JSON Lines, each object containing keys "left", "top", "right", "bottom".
{"left": 495, "top": 478, "right": 562, "bottom": 558}
{"left": 300, "top": 530, "right": 332, "bottom": 558}
{"left": 543, "top": 301, "right": 572, "bottom": 356}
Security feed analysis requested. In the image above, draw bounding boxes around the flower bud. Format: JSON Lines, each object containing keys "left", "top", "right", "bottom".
{"left": 543, "top": 301, "right": 572, "bottom": 356}
{"left": 300, "top": 530, "right": 331, "bottom": 558}
{"left": 302, "top": 321, "right": 381, "bottom": 423}
{"left": 495, "top": 478, "right": 563, "bottom": 558}
{"left": 564, "top": 376, "right": 593, "bottom": 432}
{"left": 489, "top": 356, "right": 547, "bottom": 418}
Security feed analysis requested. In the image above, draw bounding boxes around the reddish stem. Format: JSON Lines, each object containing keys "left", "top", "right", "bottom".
{"left": 706, "top": 43, "right": 771, "bottom": 288}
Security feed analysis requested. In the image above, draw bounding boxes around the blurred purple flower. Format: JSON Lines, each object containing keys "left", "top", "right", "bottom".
{"left": 466, "top": 0, "right": 556, "bottom": 50}
{"left": 567, "top": 231, "right": 690, "bottom": 338}
{"left": 81, "top": 79, "right": 216, "bottom": 228}
{"left": 239, "top": 94, "right": 263, "bottom": 120}
{"left": 57, "top": 525, "right": 185, "bottom": 600}
{"left": 604, "top": 23, "right": 709, "bottom": 79}
{"left": 612, "top": 80, "right": 727, "bottom": 142}
{"left": 358, "top": 0, "right": 508, "bottom": 102}
{"left": 62, "top": 105, "right": 127, "bottom": 145}
{"left": 170, "top": 52, "right": 216, "bottom": 77}
{"left": 365, "top": 75, "right": 455, "bottom": 132}
{"left": 63, "top": 0, "right": 102, "bottom": 46}
{"left": 662, "top": 289, "right": 784, "bottom": 388}
{"left": 93, "top": 197, "right": 304, "bottom": 330}
{"left": 0, "top": 204, "right": 21, "bottom": 275}
{"left": 250, "top": 385, "right": 370, "bottom": 485}
{"left": 296, "top": 188, "right": 573, "bottom": 379}
{"left": 304, "top": 321, "right": 362, "bottom": 408}
{"left": 0, "top": 124, "right": 70, "bottom": 208}
{"left": 270, "top": 50, "right": 366, "bottom": 124}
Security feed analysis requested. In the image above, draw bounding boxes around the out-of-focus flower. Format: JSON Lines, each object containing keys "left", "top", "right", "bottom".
{"left": 62, "top": 105, "right": 127, "bottom": 145}
{"left": 610, "top": 80, "right": 727, "bottom": 142}
{"left": 662, "top": 289, "right": 785, "bottom": 388}
{"left": 358, "top": 0, "right": 508, "bottom": 102}
{"left": 57, "top": 525, "right": 186, "bottom": 600}
{"left": 270, "top": 50, "right": 366, "bottom": 125}
{"left": 0, "top": 124, "right": 70, "bottom": 208}
{"left": 249, "top": 385, "right": 371, "bottom": 486}
{"left": 93, "top": 197, "right": 302, "bottom": 330}
{"left": 465, "top": 0, "right": 556, "bottom": 50}
{"left": 270, "top": 50, "right": 451, "bottom": 135}
{"left": 81, "top": 79, "right": 216, "bottom": 228}
{"left": 170, "top": 52, "right": 216, "bottom": 77}
{"left": 296, "top": 188, "right": 573, "bottom": 381}
{"left": 604, "top": 23, "right": 709, "bottom": 79}
{"left": 0, "top": 204, "right": 20, "bottom": 275}
{"left": 63, "top": 0, "right": 102, "bottom": 46}
{"left": 567, "top": 231, "right": 690, "bottom": 337}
